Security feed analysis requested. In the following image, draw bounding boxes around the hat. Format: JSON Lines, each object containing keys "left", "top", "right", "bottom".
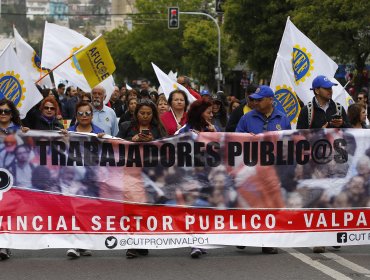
{"left": 200, "top": 89, "right": 210, "bottom": 96}
{"left": 310, "top": 75, "right": 338, "bottom": 90}
{"left": 212, "top": 94, "right": 222, "bottom": 103}
{"left": 249, "top": 85, "right": 274, "bottom": 100}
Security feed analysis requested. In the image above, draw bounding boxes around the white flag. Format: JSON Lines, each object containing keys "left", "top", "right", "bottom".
{"left": 41, "top": 22, "right": 115, "bottom": 103}
{"left": 0, "top": 43, "right": 43, "bottom": 118}
{"left": 13, "top": 26, "right": 53, "bottom": 88}
{"left": 270, "top": 56, "right": 301, "bottom": 127}
{"left": 151, "top": 62, "right": 196, "bottom": 103}
{"left": 276, "top": 18, "right": 334, "bottom": 103}
{"left": 332, "top": 78, "right": 354, "bottom": 110}
{"left": 272, "top": 17, "right": 352, "bottom": 107}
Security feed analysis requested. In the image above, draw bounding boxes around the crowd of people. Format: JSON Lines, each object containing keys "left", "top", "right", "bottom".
{"left": 0, "top": 74, "right": 370, "bottom": 260}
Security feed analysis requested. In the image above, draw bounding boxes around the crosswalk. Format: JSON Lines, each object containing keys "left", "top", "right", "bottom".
{"left": 283, "top": 248, "right": 370, "bottom": 279}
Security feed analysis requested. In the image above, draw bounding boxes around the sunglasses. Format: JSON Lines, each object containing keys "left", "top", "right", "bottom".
{"left": 0, "top": 109, "right": 12, "bottom": 115}
{"left": 77, "top": 111, "right": 92, "bottom": 117}
{"left": 44, "top": 106, "right": 56, "bottom": 111}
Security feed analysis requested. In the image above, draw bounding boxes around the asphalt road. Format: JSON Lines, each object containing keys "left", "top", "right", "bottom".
{"left": 2, "top": 246, "right": 370, "bottom": 280}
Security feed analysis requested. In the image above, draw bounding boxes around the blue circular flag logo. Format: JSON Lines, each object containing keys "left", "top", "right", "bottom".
{"left": 292, "top": 45, "right": 314, "bottom": 84}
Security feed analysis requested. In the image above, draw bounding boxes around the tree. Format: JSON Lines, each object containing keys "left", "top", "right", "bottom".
{"left": 223, "top": 1, "right": 294, "bottom": 79}
{"left": 105, "top": 0, "right": 205, "bottom": 85}
{"left": 291, "top": 0, "right": 370, "bottom": 90}
{"left": 182, "top": 19, "right": 225, "bottom": 89}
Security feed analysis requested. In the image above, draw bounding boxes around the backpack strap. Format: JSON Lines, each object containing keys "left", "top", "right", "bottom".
{"left": 307, "top": 101, "right": 314, "bottom": 128}
{"left": 335, "top": 102, "right": 342, "bottom": 116}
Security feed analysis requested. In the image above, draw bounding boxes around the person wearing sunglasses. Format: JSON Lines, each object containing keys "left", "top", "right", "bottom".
{"left": 32, "top": 96, "right": 64, "bottom": 131}
{"left": 0, "top": 98, "right": 24, "bottom": 135}
{"left": 67, "top": 101, "right": 104, "bottom": 136}
{"left": 0, "top": 98, "right": 28, "bottom": 260}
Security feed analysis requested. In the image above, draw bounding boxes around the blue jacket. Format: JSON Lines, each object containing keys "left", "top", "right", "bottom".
{"left": 68, "top": 123, "right": 104, "bottom": 134}
{"left": 236, "top": 108, "right": 291, "bottom": 134}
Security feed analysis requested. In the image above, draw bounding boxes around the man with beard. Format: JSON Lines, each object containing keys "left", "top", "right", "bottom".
{"left": 92, "top": 85, "right": 119, "bottom": 136}
{"left": 297, "top": 75, "right": 350, "bottom": 129}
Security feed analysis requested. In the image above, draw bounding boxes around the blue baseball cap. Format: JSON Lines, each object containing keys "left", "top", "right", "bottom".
{"left": 310, "top": 75, "right": 338, "bottom": 90}
{"left": 200, "top": 89, "right": 210, "bottom": 96}
{"left": 249, "top": 85, "right": 274, "bottom": 99}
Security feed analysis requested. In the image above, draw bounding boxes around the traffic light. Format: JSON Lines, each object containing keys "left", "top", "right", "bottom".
{"left": 168, "top": 7, "right": 179, "bottom": 29}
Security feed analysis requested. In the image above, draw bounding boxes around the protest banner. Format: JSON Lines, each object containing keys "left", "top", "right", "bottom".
{"left": 0, "top": 129, "right": 369, "bottom": 249}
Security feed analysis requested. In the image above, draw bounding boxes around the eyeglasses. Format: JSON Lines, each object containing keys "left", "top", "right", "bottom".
{"left": 77, "top": 111, "right": 92, "bottom": 117}
{"left": 44, "top": 106, "right": 56, "bottom": 111}
{"left": 0, "top": 109, "right": 12, "bottom": 115}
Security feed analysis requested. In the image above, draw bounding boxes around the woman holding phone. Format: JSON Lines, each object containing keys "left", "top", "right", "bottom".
{"left": 116, "top": 99, "right": 167, "bottom": 142}
{"left": 116, "top": 99, "right": 167, "bottom": 258}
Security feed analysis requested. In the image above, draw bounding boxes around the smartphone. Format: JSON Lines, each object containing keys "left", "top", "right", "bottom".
{"left": 141, "top": 129, "right": 150, "bottom": 135}
{"left": 331, "top": 113, "right": 342, "bottom": 120}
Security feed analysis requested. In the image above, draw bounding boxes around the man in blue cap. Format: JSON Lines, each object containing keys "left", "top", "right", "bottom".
{"left": 235, "top": 85, "right": 289, "bottom": 255}
{"left": 297, "top": 75, "right": 350, "bottom": 129}
{"left": 236, "top": 85, "right": 291, "bottom": 133}
{"left": 297, "top": 75, "right": 350, "bottom": 254}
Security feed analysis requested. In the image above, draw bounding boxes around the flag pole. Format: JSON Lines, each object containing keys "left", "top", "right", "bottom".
{"left": 169, "top": 107, "right": 180, "bottom": 126}
{"left": 35, "top": 53, "right": 74, "bottom": 84}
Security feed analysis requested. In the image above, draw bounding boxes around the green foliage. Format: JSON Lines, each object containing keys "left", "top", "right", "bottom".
{"left": 291, "top": 0, "right": 370, "bottom": 69}
{"left": 105, "top": 0, "right": 231, "bottom": 88}
{"left": 223, "top": 0, "right": 293, "bottom": 79}
{"left": 182, "top": 20, "right": 221, "bottom": 88}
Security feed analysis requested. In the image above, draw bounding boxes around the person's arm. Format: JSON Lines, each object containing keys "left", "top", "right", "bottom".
{"left": 111, "top": 111, "right": 119, "bottom": 136}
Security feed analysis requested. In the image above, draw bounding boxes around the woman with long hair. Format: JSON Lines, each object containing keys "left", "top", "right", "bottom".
{"left": 211, "top": 97, "right": 228, "bottom": 131}
{"left": 119, "top": 97, "right": 137, "bottom": 124}
{"left": 0, "top": 98, "right": 23, "bottom": 135}
{"left": 117, "top": 99, "right": 167, "bottom": 142}
{"left": 0, "top": 98, "right": 28, "bottom": 260}
{"left": 348, "top": 103, "right": 367, "bottom": 128}
{"left": 160, "top": 90, "right": 189, "bottom": 135}
{"left": 179, "top": 99, "right": 219, "bottom": 133}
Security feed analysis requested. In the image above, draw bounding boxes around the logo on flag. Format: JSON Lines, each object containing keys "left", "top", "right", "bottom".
{"left": 292, "top": 45, "right": 314, "bottom": 84}
{"left": 346, "top": 95, "right": 355, "bottom": 107}
{"left": 273, "top": 85, "right": 300, "bottom": 124}
{"left": 70, "top": 46, "right": 84, "bottom": 75}
{"left": 74, "top": 36, "right": 116, "bottom": 88}
{"left": 0, "top": 71, "right": 26, "bottom": 107}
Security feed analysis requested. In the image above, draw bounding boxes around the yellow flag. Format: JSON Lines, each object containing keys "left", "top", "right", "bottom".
{"left": 74, "top": 35, "right": 116, "bottom": 88}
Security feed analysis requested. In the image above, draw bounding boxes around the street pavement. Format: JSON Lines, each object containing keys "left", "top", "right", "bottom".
{"left": 1, "top": 246, "right": 370, "bottom": 280}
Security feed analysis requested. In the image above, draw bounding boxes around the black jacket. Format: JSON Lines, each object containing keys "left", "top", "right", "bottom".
{"left": 33, "top": 116, "right": 64, "bottom": 131}
{"left": 225, "top": 101, "right": 246, "bottom": 132}
{"left": 296, "top": 97, "right": 351, "bottom": 129}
